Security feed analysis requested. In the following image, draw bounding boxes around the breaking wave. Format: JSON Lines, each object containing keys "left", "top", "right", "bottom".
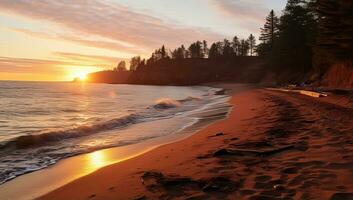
{"left": 153, "top": 98, "right": 181, "bottom": 109}
{"left": 2, "top": 96, "right": 204, "bottom": 149}
{"left": 153, "top": 96, "right": 201, "bottom": 109}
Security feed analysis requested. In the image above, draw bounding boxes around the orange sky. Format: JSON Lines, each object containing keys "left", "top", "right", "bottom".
{"left": 0, "top": 0, "right": 286, "bottom": 81}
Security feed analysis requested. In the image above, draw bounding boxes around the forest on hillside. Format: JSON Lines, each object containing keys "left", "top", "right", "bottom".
{"left": 88, "top": 0, "right": 353, "bottom": 88}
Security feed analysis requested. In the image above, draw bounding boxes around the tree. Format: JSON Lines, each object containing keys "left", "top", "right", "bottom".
{"left": 258, "top": 10, "right": 280, "bottom": 55}
{"left": 129, "top": 56, "right": 141, "bottom": 71}
{"left": 146, "top": 52, "right": 155, "bottom": 65}
{"left": 115, "top": 61, "right": 127, "bottom": 72}
{"left": 247, "top": 34, "right": 256, "bottom": 56}
{"left": 315, "top": 0, "right": 353, "bottom": 72}
{"left": 160, "top": 45, "right": 167, "bottom": 59}
{"left": 202, "top": 40, "right": 209, "bottom": 58}
{"left": 273, "top": 0, "right": 318, "bottom": 73}
{"left": 171, "top": 45, "right": 188, "bottom": 59}
{"left": 148, "top": 45, "right": 171, "bottom": 64}
{"left": 222, "top": 39, "right": 234, "bottom": 58}
{"left": 171, "top": 49, "right": 181, "bottom": 59}
{"left": 180, "top": 45, "right": 188, "bottom": 58}
{"left": 188, "top": 41, "right": 204, "bottom": 58}
{"left": 232, "top": 36, "right": 241, "bottom": 56}
{"left": 208, "top": 42, "right": 223, "bottom": 59}
{"left": 239, "top": 39, "right": 250, "bottom": 56}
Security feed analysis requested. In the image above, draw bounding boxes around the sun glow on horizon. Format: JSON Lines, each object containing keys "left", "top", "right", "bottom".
{"left": 74, "top": 71, "right": 88, "bottom": 81}
{"left": 67, "top": 66, "right": 102, "bottom": 81}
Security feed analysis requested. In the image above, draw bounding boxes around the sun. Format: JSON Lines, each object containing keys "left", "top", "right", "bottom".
{"left": 66, "top": 66, "right": 101, "bottom": 82}
{"left": 74, "top": 71, "right": 88, "bottom": 81}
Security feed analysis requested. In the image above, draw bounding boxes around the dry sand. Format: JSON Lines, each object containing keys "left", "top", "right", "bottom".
{"left": 38, "top": 84, "right": 353, "bottom": 200}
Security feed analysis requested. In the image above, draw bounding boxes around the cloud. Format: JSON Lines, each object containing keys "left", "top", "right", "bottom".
{"left": 0, "top": 0, "right": 222, "bottom": 53}
{"left": 0, "top": 56, "right": 66, "bottom": 73}
{"left": 0, "top": 53, "right": 113, "bottom": 74}
{"left": 0, "top": 55, "right": 109, "bottom": 81}
{"left": 52, "top": 52, "right": 122, "bottom": 67}
{"left": 11, "top": 28, "right": 147, "bottom": 55}
{"left": 209, "top": 0, "right": 269, "bottom": 34}
{"left": 53, "top": 52, "right": 120, "bottom": 63}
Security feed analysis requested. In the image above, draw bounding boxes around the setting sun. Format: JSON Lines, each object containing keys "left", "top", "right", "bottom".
{"left": 73, "top": 71, "right": 88, "bottom": 81}
{"left": 67, "top": 66, "right": 101, "bottom": 82}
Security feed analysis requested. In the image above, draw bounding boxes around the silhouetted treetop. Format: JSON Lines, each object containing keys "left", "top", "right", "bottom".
{"left": 130, "top": 56, "right": 141, "bottom": 71}
{"left": 247, "top": 34, "right": 256, "bottom": 56}
{"left": 258, "top": 10, "right": 280, "bottom": 56}
{"left": 188, "top": 41, "right": 204, "bottom": 58}
{"left": 115, "top": 61, "right": 127, "bottom": 72}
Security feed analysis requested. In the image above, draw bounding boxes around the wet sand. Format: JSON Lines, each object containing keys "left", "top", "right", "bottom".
{"left": 39, "top": 84, "right": 353, "bottom": 200}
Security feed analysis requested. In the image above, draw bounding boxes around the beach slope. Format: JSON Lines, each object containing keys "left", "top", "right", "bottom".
{"left": 39, "top": 84, "right": 353, "bottom": 200}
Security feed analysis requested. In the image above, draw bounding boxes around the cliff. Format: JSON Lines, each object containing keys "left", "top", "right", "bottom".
{"left": 86, "top": 57, "right": 266, "bottom": 86}
{"left": 127, "top": 57, "right": 265, "bottom": 85}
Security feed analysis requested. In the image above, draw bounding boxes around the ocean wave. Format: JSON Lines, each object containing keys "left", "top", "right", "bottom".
{"left": 179, "top": 96, "right": 202, "bottom": 102}
{"left": 153, "top": 98, "right": 181, "bottom": 109}
{"left": 2, "top": 96, "right": 203, "bottom": 149}
{"left": 153, "top": 96, "right": 201, "bottom": 109}
{"left": 5, "top": 114, "right": 141, "bottom": 149}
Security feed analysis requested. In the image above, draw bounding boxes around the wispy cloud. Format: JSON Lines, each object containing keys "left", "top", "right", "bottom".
{"left": 0, "top": 54, "right": 111, "bottom": 74}
{"left": 10, "top": 28, "right": 147, "bottom": 55}
{"left": 52, "top": 52, "right": 122, "bottom": 66}
{"left": 209, "top": 0, "right": 269, "bottom": 34}
{"left": 53, "top": 52, "right": 119, "bottom": 62}
{"left": 0, "top": 56, "right": 106, "bottom": 81}
{"left": 0, "top": 0, "right": 222, "bottom": 53}
{"left": 0, "top": 56, "right": 67, "bottom": 73}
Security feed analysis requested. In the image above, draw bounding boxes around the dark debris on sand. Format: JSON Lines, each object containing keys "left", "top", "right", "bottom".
{"left": 137, "top": 91, "right": 353, "bottom": 199}
{"left": 140, "top": 171, "right": 241, "bottom": 199}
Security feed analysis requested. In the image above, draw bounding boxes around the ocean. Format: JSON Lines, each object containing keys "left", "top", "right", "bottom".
{"left": 0, "top": 81, "right": 231, "bottom": 184}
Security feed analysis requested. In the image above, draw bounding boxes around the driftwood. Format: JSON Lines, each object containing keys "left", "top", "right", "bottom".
{"left": 214, "top": 145, "right": 295, "bottom": 157}
{"left": 266, "top": 88, "right": 328, "bottom": 98}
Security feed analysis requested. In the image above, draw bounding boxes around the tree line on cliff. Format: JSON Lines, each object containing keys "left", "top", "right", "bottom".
{"left": 89, "top": 0, "right": 353, "bottom": 86}
{"left": 112, "top": 33, "right": 257, "bottom": 74}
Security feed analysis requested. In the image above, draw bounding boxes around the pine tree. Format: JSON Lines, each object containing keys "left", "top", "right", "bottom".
{"left": 247, "top": 34, "right": 256, "bottom": 56}
{"left": 273, "top": 0, "right": 318, "bottom": 73}
{"left": 222, "top": 39, "right": 234, "bottom": 58}
{"left": 316, "top": 0, "right": 353, "bottom": 59}
{"left": 209, "top": 42, "right": 223, "bottom": 59}
{"left": 258, "top": 10, "right": 279, "bottom": 55}
{"left": 202, "top": 40, "right": 209, "bottom": 58}
{"left": 181, "top": 45, "right": 188, "bottom": 58}
{"left": 129, "top": 57, "right": 141, "bottom": 71}
{"left": 313, "top": 0, "right": 353, "bottom": 76}
{"left": 232, "top": 36, "right": 240, "bottom": 56}
{"left": 240, "top": 39, "right": 250, "bottom": 56}
{"left": 188, "top": 41, "right": 204, "bottom": 58}
{"left": 161, "top": 45, "right": 167, "bottom": 59}
{"left": 115, "top": 61, "right": 127, "bottom": 72}
{"left": 171, "top": 45, "right": 188, "bottom": 59}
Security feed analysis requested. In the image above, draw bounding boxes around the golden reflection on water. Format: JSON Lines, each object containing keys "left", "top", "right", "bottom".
{"left": 84, "top": 147, "right": 143, "bottom": 174}
{"left": 88, "top": 151, "right": 109, "bottom": 170}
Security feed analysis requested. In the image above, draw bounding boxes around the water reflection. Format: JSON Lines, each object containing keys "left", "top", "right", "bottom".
{"left": 88, "top": 151, "right": 108, "bottom": 170}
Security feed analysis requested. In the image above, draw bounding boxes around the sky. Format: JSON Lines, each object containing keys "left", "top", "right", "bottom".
{"left": 0, "top": 0, "right": 286, "bottom": 81}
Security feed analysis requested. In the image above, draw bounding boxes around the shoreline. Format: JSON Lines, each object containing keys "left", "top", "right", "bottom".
{"left": 39, "top": 83, "right": 353, "bottom": 200}
{"left": 3, "top": 83, "right": 352, "bottom": 199}
{"left": 38, "top": 83, "right": 261, "bottom": 200}
{"left": 0, "top": 84, "right": 239, "bottom": 200}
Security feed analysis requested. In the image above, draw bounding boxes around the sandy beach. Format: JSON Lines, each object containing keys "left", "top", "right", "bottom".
{"left": 37, "top": 84, "right": 353, "bottom": 200}
{"left": 1, "top": 0, "right": 352, "bottom": 199}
